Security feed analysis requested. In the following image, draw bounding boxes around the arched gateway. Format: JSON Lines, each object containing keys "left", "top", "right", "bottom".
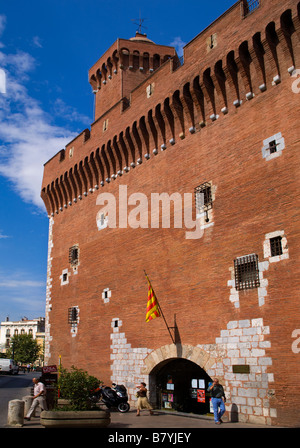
{"left": 141, "top": 344, "right": 218, "bottom": 414}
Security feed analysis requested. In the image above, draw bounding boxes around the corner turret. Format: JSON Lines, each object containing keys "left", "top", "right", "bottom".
{"left": 89, "top": 33, "right": 177, "bottom": 121}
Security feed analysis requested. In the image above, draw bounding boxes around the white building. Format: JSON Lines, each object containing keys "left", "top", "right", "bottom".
{"left": 0, "top": 317, "right": 45, "bottom": 354}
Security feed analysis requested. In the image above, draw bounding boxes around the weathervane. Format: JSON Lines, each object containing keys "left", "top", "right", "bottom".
{"left": 132, "top": 11, "right": 147, "bottom": 34}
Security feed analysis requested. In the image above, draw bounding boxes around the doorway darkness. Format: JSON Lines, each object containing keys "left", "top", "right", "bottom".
{"left": 150, "top": 358, "right": 212, "bottom": 414}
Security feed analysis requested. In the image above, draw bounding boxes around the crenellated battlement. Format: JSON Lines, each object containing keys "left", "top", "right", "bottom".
{"left": 41, "top": 0, "right": 300, "bottom": 217}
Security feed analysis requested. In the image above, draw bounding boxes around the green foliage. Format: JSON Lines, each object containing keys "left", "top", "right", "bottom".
{"left": 58, "top": 366, "right": 102, "bottom": 411}
{"left": 6, "top": 334, "right": 40, "bottom": 364}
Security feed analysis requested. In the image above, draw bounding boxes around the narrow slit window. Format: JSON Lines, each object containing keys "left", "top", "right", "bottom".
{"left": 234, "top": 254, "right": 260, "bottom": 291}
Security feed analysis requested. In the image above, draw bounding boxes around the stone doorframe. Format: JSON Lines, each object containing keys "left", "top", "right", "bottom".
{"left": 141, "top": 343, "right": 219, "bottom": 405}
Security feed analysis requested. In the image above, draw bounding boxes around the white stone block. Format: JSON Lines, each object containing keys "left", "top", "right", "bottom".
{"left": 251, "top": 318, "right": 263, "bottom": 327}
{"left": 258, "top": 357, "right": 272, "bottom": 366}
{"left": 239, "top": 320, "right": 250, "bottom": 328}
{"left": 227, "top": 321, "right": 238, "bottom": 329}
{"left": 239, "top": 388, "right": 258, "bottom": 398}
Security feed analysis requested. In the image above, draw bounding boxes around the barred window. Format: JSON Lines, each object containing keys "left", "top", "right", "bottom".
{"left": 241, "top": 0, "right": 260, "bottom": 18}
{"left": 69, "top": 245, "right": 79, "bottom": 266}
{"left": 234, "top": 254, "right": 260, "bottom": 291}
{"left": 270, "top": 236, "right": 283, "bottom": 257}
{"left": 68, "top": 307, "right": 78, "bottom": 325}
{"left": 194, "top": 182, "right": 212, "bottom": 213}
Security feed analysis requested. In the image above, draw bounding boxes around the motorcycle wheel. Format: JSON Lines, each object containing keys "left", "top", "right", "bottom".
{"left": 117, "top": 402, "right": 130, "bottom": 413}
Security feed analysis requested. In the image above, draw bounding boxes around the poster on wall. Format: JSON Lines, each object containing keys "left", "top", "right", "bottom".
{"left": 168, "top": 394, "right": 173, "bottom": 402}
{"left": 198, "top": 379, "right": 205, "bottom": 389}
{"left": 162, "top": 394, "right": 168, "bottom": 402}
{"left": 190, "top": 388, "right": 197, "bottom": 399}
{"left": 197, "top": 389, "right": 205, "bottom": 403}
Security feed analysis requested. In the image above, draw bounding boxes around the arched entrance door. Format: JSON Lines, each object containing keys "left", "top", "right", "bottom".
{"left": 149, "top": 358, "right": 212, "bottom": 414}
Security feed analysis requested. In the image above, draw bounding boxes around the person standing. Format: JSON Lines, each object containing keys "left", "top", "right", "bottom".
{"left": 207, "top": 378, "right": 226, "bottom": 424}
{"left": 24, "top": 378, "right": 48, "bottom": 420}
{"left": 136, "top": 382, "right": 153, "bottom": 416}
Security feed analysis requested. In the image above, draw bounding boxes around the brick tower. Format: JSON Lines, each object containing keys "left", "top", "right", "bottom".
{"left": 41, "top": 0, "right": 300, "bottom": 427}
{"left": 89, "top": 32, "right": 177, "bottom": 121}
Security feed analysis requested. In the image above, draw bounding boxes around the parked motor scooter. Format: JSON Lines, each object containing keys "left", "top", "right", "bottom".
{"left": 91, "top": 384, "right": 130, "bottom": 413}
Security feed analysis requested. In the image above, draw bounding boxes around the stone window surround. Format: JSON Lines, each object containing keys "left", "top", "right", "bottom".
{"left": 102, "top": 287, "right": 112, "bottom": 304}
{"left": 97, "top": 210, "right": 109, "bottom": 231}
{"left": 263, "top": 230, "right": 289, "bottom": 263}
{"left": 60, "top": 268, "right": 70, "bottom": 286}
{"left": 262, "top": 132, "right": 285, "bottom": 161}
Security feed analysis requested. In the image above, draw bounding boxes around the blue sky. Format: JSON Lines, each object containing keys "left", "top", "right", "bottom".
{"left": 0, "top": 0, "right": 236, "bottom": 324}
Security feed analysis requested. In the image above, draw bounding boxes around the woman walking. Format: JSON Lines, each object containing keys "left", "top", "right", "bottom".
{"left": 136, "top": 382, "right": 153, "bottom": 416}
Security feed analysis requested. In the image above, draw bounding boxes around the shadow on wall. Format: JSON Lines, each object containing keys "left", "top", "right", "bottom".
{"left": 231, "top": 403, "right": 239, "bottom": 422}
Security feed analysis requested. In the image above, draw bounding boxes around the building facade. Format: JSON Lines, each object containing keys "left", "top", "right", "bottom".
{"left": 41, "top": 0, "right": 300, "bottom": 426}
{"left": 0, "top": 317, "right": 45, "bottom": 364}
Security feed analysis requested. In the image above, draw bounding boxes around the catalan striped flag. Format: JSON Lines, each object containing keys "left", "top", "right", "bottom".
{"left": 145, "top": 274, "right": 161, "bottom": 322}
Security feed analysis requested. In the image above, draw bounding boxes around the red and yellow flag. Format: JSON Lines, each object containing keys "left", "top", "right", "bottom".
{"left": 145, "top": 275, "right": 161, "bottom": 322}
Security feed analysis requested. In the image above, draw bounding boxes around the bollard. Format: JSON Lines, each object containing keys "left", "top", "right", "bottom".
{"left": 23, "top": 395, "right": 34, "bottom": 417}
{"left": 7, "top": 400, "right": 24, "bottom": 427}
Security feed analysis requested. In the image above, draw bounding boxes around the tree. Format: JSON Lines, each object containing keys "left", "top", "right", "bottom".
{"left": 7, "top": 333, "right": 41, "bottom": 364}
{"left": 58, "top": 366, "right": 101, "bottom": 410}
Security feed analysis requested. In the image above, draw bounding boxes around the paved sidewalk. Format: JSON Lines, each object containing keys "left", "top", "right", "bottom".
{"left": 18, "top": 409, "right": 272, "bottom": 429}
{"left": 108, "top": 410, "right": 271, "bottom": 428}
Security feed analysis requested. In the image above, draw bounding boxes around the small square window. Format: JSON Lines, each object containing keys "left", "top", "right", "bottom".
{"left": 234, "top": 254, "right": 260, "bottom": 291}
{"left": 270, "top": 236, "right": 283, "bottom": 257}
{"left": 60, "top": 268, "right": 70, "bottom": 285}
{"left": 269, "top": 140, "right": 278, "bottom": 154}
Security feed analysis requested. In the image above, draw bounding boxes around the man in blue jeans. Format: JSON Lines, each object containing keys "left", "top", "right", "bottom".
{"left": 207, "top": 378, "right": 226, "bottom": 424}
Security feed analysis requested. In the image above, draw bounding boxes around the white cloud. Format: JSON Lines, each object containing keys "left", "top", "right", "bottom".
{"left": 169, "top": 36, "right": 186, "bottom": 57}
{"left": 52, "top": 98, "right": 90, "bottom": 126}
{"left": 0, "top": 231, "right": 9, "bottom": 239}
{"left": 32, "top": 36, "right": 43, "bottom": 48}
{"left": 0, "top": 19, "right": 84, "bottom": 210}
{"left": 0, "top": 78, "right": 76, "bottom": 208}
{"left": 0, "top": 279, "right": 44, "bottom": 288}
{"left": 0, "top": 269, "right": 46, "bottom": 321}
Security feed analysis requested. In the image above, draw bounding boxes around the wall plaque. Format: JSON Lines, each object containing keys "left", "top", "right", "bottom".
{"left": 232, "top": 365, "right": 250, "bottom": 374}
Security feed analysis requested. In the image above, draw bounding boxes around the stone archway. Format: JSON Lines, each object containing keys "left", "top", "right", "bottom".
{"left": 141, "top": 343, "right": 218, "bottom": 376}
{"left": 141, "top": 343, "right": 220, "bottom": 412}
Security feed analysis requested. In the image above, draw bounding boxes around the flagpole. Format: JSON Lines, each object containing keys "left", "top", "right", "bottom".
{"left": 144, "top": 270, "right": 175, "bottom": 344}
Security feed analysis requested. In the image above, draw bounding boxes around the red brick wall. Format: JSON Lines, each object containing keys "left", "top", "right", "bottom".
{"left": 42, "top": 0, "right": 300, "bottom": 426}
